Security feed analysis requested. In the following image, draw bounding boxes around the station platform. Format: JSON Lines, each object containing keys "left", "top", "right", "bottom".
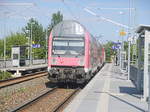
{"left": 0, "top": 64, "right": 47, "bottom": 71}
{"left": 64, "top": 63, "right": 148, "bottom": 112}
{"left": 0, "top": 64, "right": 47, "bottom": 76}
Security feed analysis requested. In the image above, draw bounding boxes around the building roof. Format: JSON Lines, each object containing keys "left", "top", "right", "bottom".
{"left": 135, "top": 24, "right": 150, "bottom": 33}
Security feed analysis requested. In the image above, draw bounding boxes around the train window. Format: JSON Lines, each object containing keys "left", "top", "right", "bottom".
{"left": 52, "top": 39, "right": 84, "bottom": 56}
{"left": 52, "top": 50, "right": 66, "bottom": 55}
{"left": 69, "top": 41, "right": 84, "bottom": 47}
{"left": 53, "top": 41, "right": 68, "bottom": 46}
{"left": 54, "top": 37, "right": 83, "bottom": 40}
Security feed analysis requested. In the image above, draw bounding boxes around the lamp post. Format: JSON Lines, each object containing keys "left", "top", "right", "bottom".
{"left": 26, "top": 36, "right": 30, "bottom": 60}
{"left": 30, "top": 22, "right": 35, "bottom": 66}
{"left": 0, "top": 12, "right": 10, "bottom": 73}
{"left": 119, "top": 11, "right": 125, "bottom": 69}
{"left": 3, "top": 11, "right": 10, "bottom": 69}
{"left": 26, "top": 30, "right": 30, "bottom": 60}
{"left": 45, "top": 28, "right": 48, "bottom": 64}
{"left": 127, "top": 0, "right": 132, "bottom": 80}
{"left": 127, "top": 33, "right": 131, "bottom": 80}
{"left": 3, "top": 33, "right": 6, "bottom": 68}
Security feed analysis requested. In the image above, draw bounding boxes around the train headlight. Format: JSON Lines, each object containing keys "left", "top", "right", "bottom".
{"left": 47, "top": 67, "right": 51, "bottom": 72}
{"left": 79, "top": 58, "right": 84, "bottom": 66}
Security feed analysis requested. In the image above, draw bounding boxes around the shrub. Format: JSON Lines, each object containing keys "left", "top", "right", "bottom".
{"left": 0, "top": 71, "right": 12, "bottom": 80}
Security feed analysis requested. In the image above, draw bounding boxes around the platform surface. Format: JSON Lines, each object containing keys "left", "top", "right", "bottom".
{"left": 64, "top": 63, "right": 148, "bottom": 112}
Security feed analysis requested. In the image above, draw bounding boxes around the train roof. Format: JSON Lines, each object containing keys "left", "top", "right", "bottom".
{"left": 52, "top": 20, "right": 86, "bottom": 37}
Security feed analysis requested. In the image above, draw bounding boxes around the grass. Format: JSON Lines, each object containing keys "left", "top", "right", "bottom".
{"left": 17, "top": 87, "right": 27, "bottom": 93}
{"left": 0, "top": 71, "right": 12, "bottom": 80}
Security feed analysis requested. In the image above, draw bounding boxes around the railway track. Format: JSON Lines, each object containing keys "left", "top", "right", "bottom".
{"left": 0, "top": 71, "right": 48, "bottom": 88}
{"left": 52, "top": 88, "right": 79, "bottom": 112}
{"left": 12, "top": 87, "right": 80, "bottom": 112}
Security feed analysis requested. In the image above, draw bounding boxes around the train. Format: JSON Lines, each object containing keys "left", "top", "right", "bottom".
{"left": 47, "top": 20, "right": 105, "bottom": 84}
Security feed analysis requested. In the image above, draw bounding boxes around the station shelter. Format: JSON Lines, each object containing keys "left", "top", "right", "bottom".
{"left": 12, "top": 45, "right": 28, "bottom": 67}
{"left": 135, "top": 25, "right": 150, "bottom": 101}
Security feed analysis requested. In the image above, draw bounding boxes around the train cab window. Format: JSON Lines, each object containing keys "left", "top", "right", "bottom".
{"left": 52, "top": 37, "right": 84, "bottom": 56}
{"left": 53, "top": 41, "right": 68, "bottom": 46}
{"left": 69, "top": 41, "right": 84, "bottom": 46}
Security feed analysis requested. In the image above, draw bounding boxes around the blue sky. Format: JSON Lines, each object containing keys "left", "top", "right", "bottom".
{"left": 0, "top": 0, "right": 150, "bottom": 43}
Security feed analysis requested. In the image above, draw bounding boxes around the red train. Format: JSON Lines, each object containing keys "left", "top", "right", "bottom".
{"left": 48, "top": 20, "right": 105, "bottom": 83}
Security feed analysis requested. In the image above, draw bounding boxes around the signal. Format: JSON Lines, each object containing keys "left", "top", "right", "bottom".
{"left": 119, "top": 30, "right": 126, "bottom": 36}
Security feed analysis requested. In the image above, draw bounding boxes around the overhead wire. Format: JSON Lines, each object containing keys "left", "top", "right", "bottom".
{"left": 61, "top": 0, "right": 78, "bottom": 21}
{"left": 66, "top": 0, "right": 98, "bottom": 37}
{"left": 0, "top": 4, "right": 36, "bottom": 39}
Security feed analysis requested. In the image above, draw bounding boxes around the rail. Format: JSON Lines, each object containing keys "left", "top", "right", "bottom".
{"left": 11, "top": 87, "right": 79, "bottom": 112}
{"left": 52, "top": 88, "right": 80, "bottom": 112}
{"left": 11, "top": 87, "right": 57, "bottom": 112}
{"left": 0, "top": 71, "right": 48, "bottom": 88}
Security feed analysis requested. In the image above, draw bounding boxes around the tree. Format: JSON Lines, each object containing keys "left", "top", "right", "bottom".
{"left": 0, "top": 39, "right": 4, "bottom": 58}
{"left": 6, "top": 33, "right": 27, "bottom": 58}
{"left": 47, "top": 11, "right": 63, "bottom": 36}
{"left": 0, "top": 33, "right": 27, "bottom": 59}
{"left": 23, "top": 18, "right": 46, "bottom": 47}
{"left": 22, "top": 18, "right": 46, "bottom": 59}
{"left": 104, "top": 41, "right": 115, "bottom": 62}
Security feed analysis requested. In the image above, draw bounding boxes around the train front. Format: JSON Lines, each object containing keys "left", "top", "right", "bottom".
{"left": 48, "top": 20, "right": 88, "bottom": 83}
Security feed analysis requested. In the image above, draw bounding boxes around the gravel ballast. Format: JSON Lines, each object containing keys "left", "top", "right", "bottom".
{"left": 20, "top": 89, "right": 75, "bottom": 112}
{"left": 0, "top": 76, "right": 50, "bottom": 112}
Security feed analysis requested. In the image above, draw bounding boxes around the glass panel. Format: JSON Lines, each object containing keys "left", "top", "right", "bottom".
{"left": 52, "top": 50, "right": 66, "bottom": 55}
{"left": 148, "top": 54, "right": 150, "bottom": 65}
{"left": 54, "top": 36, "right": 84, "bottom": 40}
{"left": 69, "top": 41, "right": 84, "bottom": 46}
{"left": 148, "top": 65, "right": 150, "bottom": 73}
{"left": 149, "top": 43, "right": 150, "bottom": 53}
{"left": 13, "top": 54, "right": 18, "bottom": 59}
{"left": 53, "top": 41, "right": 68, "bottom": 46}
{"left": 52, "top": 39, "right": 84, "bottom": 55}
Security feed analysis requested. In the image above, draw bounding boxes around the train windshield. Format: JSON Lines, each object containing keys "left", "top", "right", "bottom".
{"left": 52, "top": 37, "right": 84, "bottom": 56}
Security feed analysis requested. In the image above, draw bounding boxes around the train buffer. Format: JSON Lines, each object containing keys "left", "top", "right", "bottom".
{"left": 64, "top": 63, "right": 148, "bottom": 112}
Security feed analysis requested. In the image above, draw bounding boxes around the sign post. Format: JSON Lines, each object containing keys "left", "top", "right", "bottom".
{"left": 119, "top": 29, "right": 126, "bottom": 70}
{"left": 128, "top": 34, "right": 131, "bottom": 80}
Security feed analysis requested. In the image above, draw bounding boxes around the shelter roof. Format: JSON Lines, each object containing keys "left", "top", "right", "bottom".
{"left": 136, "top": 24, "right": 150, "bottom": 33}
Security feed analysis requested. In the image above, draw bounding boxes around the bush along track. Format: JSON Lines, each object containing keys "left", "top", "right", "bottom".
{"left": 0, "top": 71, "right": 12, "bottom": 80}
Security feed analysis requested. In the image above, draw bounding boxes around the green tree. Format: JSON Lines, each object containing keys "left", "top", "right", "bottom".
{"left": 124, "top": 41, "right": 138, "bottom": 64}
{"left": 22, "top": 18, "right": 46, "bottom": 59}
{"left": 0, "top": 33, "right": 27, "bottom": 59}
{"left": 47, "top": 11, "right": 63, "bottom": 36}
{"left": 23, "top": 18, "right": 45, "bottom": 47}
{"left": 6, "top": 33, "right": 27, "bottom": 58}
{"left": 104, "top": 41, "right": 115, "bottom": 62}
{"left": 0, "top": 39, "right": 3, "bottom": 58}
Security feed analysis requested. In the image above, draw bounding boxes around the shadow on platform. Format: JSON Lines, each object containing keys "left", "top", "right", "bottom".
{"left": 119, "top": 86, "right": 142, "bottom": 99}
{"left": 109, "top": 92, "right": 145, "bottom": 112}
